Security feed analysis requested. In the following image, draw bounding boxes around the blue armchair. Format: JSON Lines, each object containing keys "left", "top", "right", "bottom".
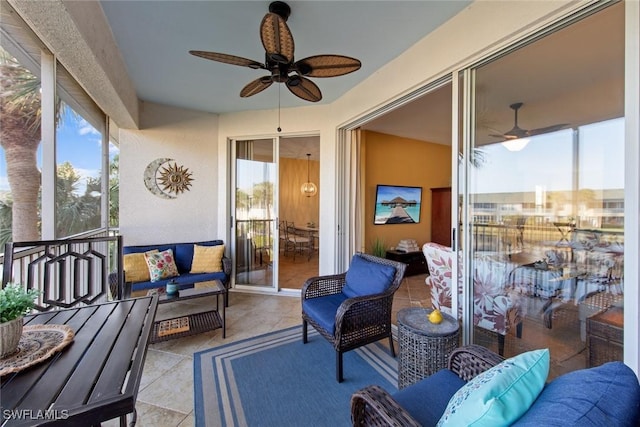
{"left": 302, "top": 253, "right": 407, "bottom": 382}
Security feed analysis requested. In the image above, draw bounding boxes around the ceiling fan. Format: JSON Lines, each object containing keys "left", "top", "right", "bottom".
{"left": 490, "top": 102, "right": 569, "bottom": 141}
{"left": 189, "top": 1, "right": 361, "bottom": 103}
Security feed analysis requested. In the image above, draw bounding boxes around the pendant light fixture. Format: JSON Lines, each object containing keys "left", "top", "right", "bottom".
{"left": 300, "top": 153, "right": 317, "bottom": 197}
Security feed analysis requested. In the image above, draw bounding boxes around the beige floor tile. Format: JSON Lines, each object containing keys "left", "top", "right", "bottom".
{"left": 137, "top": 358, "right": 194, "bottom": 414}
{"left": 140, "top": 349, "right": 187, "bottom": 390}
{"left": 134, "top": 402, "right": 190, "bottom": 427}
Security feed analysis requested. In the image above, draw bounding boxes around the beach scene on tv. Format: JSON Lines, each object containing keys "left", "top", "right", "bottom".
{"left": 374, "top": 185, "right": 422, "bottom": 224}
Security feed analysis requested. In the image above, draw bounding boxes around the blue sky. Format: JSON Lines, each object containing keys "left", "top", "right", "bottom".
{"left": 471, "top": 117, "right": 624, "bottom": 194}
{"left": 375, "top": 185, "right": 422, "bottom": 204}
{"left": 0, "top": 107, "right": 119, "bottom": 193}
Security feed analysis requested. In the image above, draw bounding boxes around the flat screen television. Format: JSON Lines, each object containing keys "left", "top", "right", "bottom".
{"left": 374, "top": 185, "right": 422, "bottom": 224}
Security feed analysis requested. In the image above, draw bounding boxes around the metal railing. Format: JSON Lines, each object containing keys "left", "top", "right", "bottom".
{"left": 1, "top": 229, "right": 123, "bottom": 311}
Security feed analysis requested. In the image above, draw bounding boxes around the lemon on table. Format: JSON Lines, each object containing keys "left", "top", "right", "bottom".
{"left": 428, "top": 309, "right": 443, "bottom": 324}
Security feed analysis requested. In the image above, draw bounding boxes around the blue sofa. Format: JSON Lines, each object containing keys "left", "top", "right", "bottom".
{"left": 121, "top": 239, "right": 231, "bottom": 298}
{"left": 351, "top": 345, "right": 640, "bottom": 426}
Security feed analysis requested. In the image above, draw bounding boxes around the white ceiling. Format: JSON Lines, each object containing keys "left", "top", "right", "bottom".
{"left": 99, "top": 1, "right": 471, "bottom": 114}
{"left": 363, "top": 2, "right": 624, "bottom": 146}
{"left": 98, "top": 1, "right": 623, "bottom": 150}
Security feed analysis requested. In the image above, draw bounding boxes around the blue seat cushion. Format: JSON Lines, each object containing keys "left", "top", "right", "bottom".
{"left": 514, "top": 361, "right": 640, "bottom": 426}
{"left": 173, "top": 240, "right": 224, "bottom": 273}
{"left": 342, "top": 255, "right": 396, "bottom": 298}
{"left": 393, "top": 369, "right": 466, "bottom": 426}
{"left": 302, "top": 293, "right": 349, "bottom": 334}
{"left": 131, "top": 272, "right": 227, "bottom": 292}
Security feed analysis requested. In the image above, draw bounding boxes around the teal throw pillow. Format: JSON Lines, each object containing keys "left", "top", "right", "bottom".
{"left": 437, "top": 348, "right": 550, "bottom": 427}
{"left": 342, "top": 255, "right": 396, "bottom": 298}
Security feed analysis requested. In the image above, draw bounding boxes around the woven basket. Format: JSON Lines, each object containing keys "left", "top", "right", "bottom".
{"left": 0, "top": 317, "right": 23, "bottom": 358}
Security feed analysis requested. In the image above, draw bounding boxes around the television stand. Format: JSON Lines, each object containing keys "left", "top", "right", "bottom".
{"left": 386, "top": 250, "right": 428, "bottom": 277}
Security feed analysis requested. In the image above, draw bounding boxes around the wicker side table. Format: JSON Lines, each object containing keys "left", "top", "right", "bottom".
{"left": 397, "top": 307, "right": 460, "bottom": 389}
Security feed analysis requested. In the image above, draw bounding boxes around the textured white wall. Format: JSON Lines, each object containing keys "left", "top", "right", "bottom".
{"left": 119, "top": 102, "right": 219, "bottom": 245}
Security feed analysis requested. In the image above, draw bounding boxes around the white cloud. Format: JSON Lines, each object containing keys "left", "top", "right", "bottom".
{"left": 77, "top": 118, "right": 99, "bottom": 136}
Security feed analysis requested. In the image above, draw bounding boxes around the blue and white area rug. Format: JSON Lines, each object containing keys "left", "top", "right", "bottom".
{"left": 193, "top": 326, "right": 398, "bottom": 427}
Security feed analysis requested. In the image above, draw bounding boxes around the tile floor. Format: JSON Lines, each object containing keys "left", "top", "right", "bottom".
{"left": 103, "top": 273, "right": 430, "bottom": 426}
{"left": 105, "top": 265, "right": 589, "bottom": 426}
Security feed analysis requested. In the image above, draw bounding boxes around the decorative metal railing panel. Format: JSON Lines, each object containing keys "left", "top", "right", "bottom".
{"left": 2, "top": 234, "right": 123, "bottom": 311}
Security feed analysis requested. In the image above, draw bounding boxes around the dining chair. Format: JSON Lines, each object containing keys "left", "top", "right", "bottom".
{"left": 286, "top": 224, "right": 313, "bottom": 261}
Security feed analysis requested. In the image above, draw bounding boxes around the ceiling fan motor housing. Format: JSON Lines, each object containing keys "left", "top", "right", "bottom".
{"left": 269, "top": 1, "right": 291, "bottom": 21}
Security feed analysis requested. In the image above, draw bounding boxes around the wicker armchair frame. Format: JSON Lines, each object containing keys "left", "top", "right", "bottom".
{"left": 350, "top": 344, "right": 504, "bottom": 426}
{"left": 302, "top": 253, "right": 407, "bottom": 382}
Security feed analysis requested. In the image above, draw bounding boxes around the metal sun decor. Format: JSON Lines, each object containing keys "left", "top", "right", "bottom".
{"left": 300, "top": 153, "right": 317, "bottom": 197}
{"left": 143, "top": 158, "right": 194, "bottom": 199}
{"left": 158, "top": 162, "right": 194, "bottom": 195}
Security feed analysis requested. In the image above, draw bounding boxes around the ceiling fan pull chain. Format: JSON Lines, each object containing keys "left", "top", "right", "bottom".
{"left": 277, "top": 84, "right": 282, "bottom": 132}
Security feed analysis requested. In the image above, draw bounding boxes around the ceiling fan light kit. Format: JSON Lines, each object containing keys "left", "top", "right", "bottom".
{"left": 490, "top": 102, "right": 569, "bottom": 151}
{"left": 189, "top": 1, "right": 361, "bottom": 104}
{"left": 501, "top": 138, "right": 530, "bottom": 152}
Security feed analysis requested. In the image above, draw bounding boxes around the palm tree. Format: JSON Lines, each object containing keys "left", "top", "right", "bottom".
{"left": 0, "top": 196, "right": 13, "bottom": 246}
{"left": 109, "top": 154, "right": 119, "bottom": 227}
{"left": 55, "top": 162, "right": 102, "bottom": 237}
{"left": 0, "top": 49, "right": 42, "bottom": 241}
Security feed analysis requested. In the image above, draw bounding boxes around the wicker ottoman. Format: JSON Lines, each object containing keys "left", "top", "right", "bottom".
{"left": 397, "top": 307, "right": 459, "bottom": 389}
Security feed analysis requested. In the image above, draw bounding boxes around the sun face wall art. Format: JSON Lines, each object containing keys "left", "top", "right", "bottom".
{"left": 143, "top": 158, "right": 194, "bottom": 199}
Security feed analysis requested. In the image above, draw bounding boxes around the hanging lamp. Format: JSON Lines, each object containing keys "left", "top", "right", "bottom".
{"left": 300, "top": 153, "right": 317, "bottom": 197}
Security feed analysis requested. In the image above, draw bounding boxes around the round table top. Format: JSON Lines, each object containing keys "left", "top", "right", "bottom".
{"left": 397, "top": 307, "right": 459, "bottom": 337}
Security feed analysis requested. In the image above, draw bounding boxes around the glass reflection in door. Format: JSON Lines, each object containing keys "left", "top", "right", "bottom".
{"left": 234, "top": 139, "right": 276, "bottom": 288}
{"left": 468, "top": 3, "right": 624, "bottom": 377}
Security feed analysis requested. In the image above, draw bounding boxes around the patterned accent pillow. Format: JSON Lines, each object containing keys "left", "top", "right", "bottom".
{"left": 144, "top": 249, "right": 179, "bottom": 282}
{"left": 437, "top": 348, "right": 549, "bottom": 426}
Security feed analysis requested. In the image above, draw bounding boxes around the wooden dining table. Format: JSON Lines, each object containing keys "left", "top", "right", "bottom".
{"left": 1, "top": 296, "right": 158, "bottom": 427}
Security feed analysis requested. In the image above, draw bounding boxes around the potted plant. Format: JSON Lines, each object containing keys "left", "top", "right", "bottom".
{"left": 370, "top": 237, "right": 386, "bottom": 258}
{"left": 0, "top": 284, "right": 39, "bottom": 358}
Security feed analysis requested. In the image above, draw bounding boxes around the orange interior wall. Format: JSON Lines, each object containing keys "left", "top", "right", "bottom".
{"left": 279, "top": 157, "right": 320, "bottom": 227}
{"left": 364, "top": 130, "right": 451, "bottom": 253}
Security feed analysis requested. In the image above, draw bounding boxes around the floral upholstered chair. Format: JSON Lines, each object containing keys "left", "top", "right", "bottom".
{"left": 423, "top": 242, "right": 523, "bottom": 355}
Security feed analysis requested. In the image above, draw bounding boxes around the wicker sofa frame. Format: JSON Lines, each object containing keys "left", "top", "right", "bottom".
{"left": 302, "top": 253, "right": 407, "bottom": 382}
{"left": 350, "top": 345, "right": 504, "bottom": 426}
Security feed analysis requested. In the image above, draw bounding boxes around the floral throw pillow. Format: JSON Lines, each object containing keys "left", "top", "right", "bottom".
{"left": 144, "top": 249, "right": 179, "bottom": 282}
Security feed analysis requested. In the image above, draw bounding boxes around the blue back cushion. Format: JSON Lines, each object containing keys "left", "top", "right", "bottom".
{"left": 124, "top": 241, "right": 223, "bottom": 275}
{"left": 393, "top": 369, "right": 466, "bottom": 426}
{"left": 514, "top": 361, "right": 640, "bottom": 426}
{"left": 342, "top": 255, "right": 396, "bottom": 298}
{"left": 174, "top": 240, "right": 224, "bottom": 273}
{"left": 124, "top": 244, "right": 175, "bottom": 255}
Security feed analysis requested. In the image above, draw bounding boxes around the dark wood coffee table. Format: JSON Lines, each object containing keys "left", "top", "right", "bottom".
{"left": 150, "top": 279, "right": 226, "bottom": 343}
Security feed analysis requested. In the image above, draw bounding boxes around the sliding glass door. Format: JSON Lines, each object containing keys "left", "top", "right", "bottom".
{"left": 460, "top": 2, "right": 624, "bottom": 378}
{"left": 233, "top": 139, "right": 277, "bottom": 289}
{"left": 231, "top": 136, "right": 320, "bottom": 291}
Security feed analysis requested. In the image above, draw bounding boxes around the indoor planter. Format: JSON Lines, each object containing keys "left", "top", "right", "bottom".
{"left": 0, "top": 284, "right": 39, "bottom": 358}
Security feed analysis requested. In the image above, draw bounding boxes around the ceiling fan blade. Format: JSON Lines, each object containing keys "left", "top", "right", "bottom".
{"left": 527, "top": 123, "right": 569, "bottom": 136}
{"left": 286, "top": 76, "right": 322, "bottom": 102}
{"left": 294, "top": 55, "right": 361, "bottom": 78}
{"left": 260, "top": 13, "right": 294, "bottom": 64}
{"left": 189, "top": 51, "right": 264, "bottom": 69}
{"left": 240, "top": 76, "right": 273, "bottom": 98}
